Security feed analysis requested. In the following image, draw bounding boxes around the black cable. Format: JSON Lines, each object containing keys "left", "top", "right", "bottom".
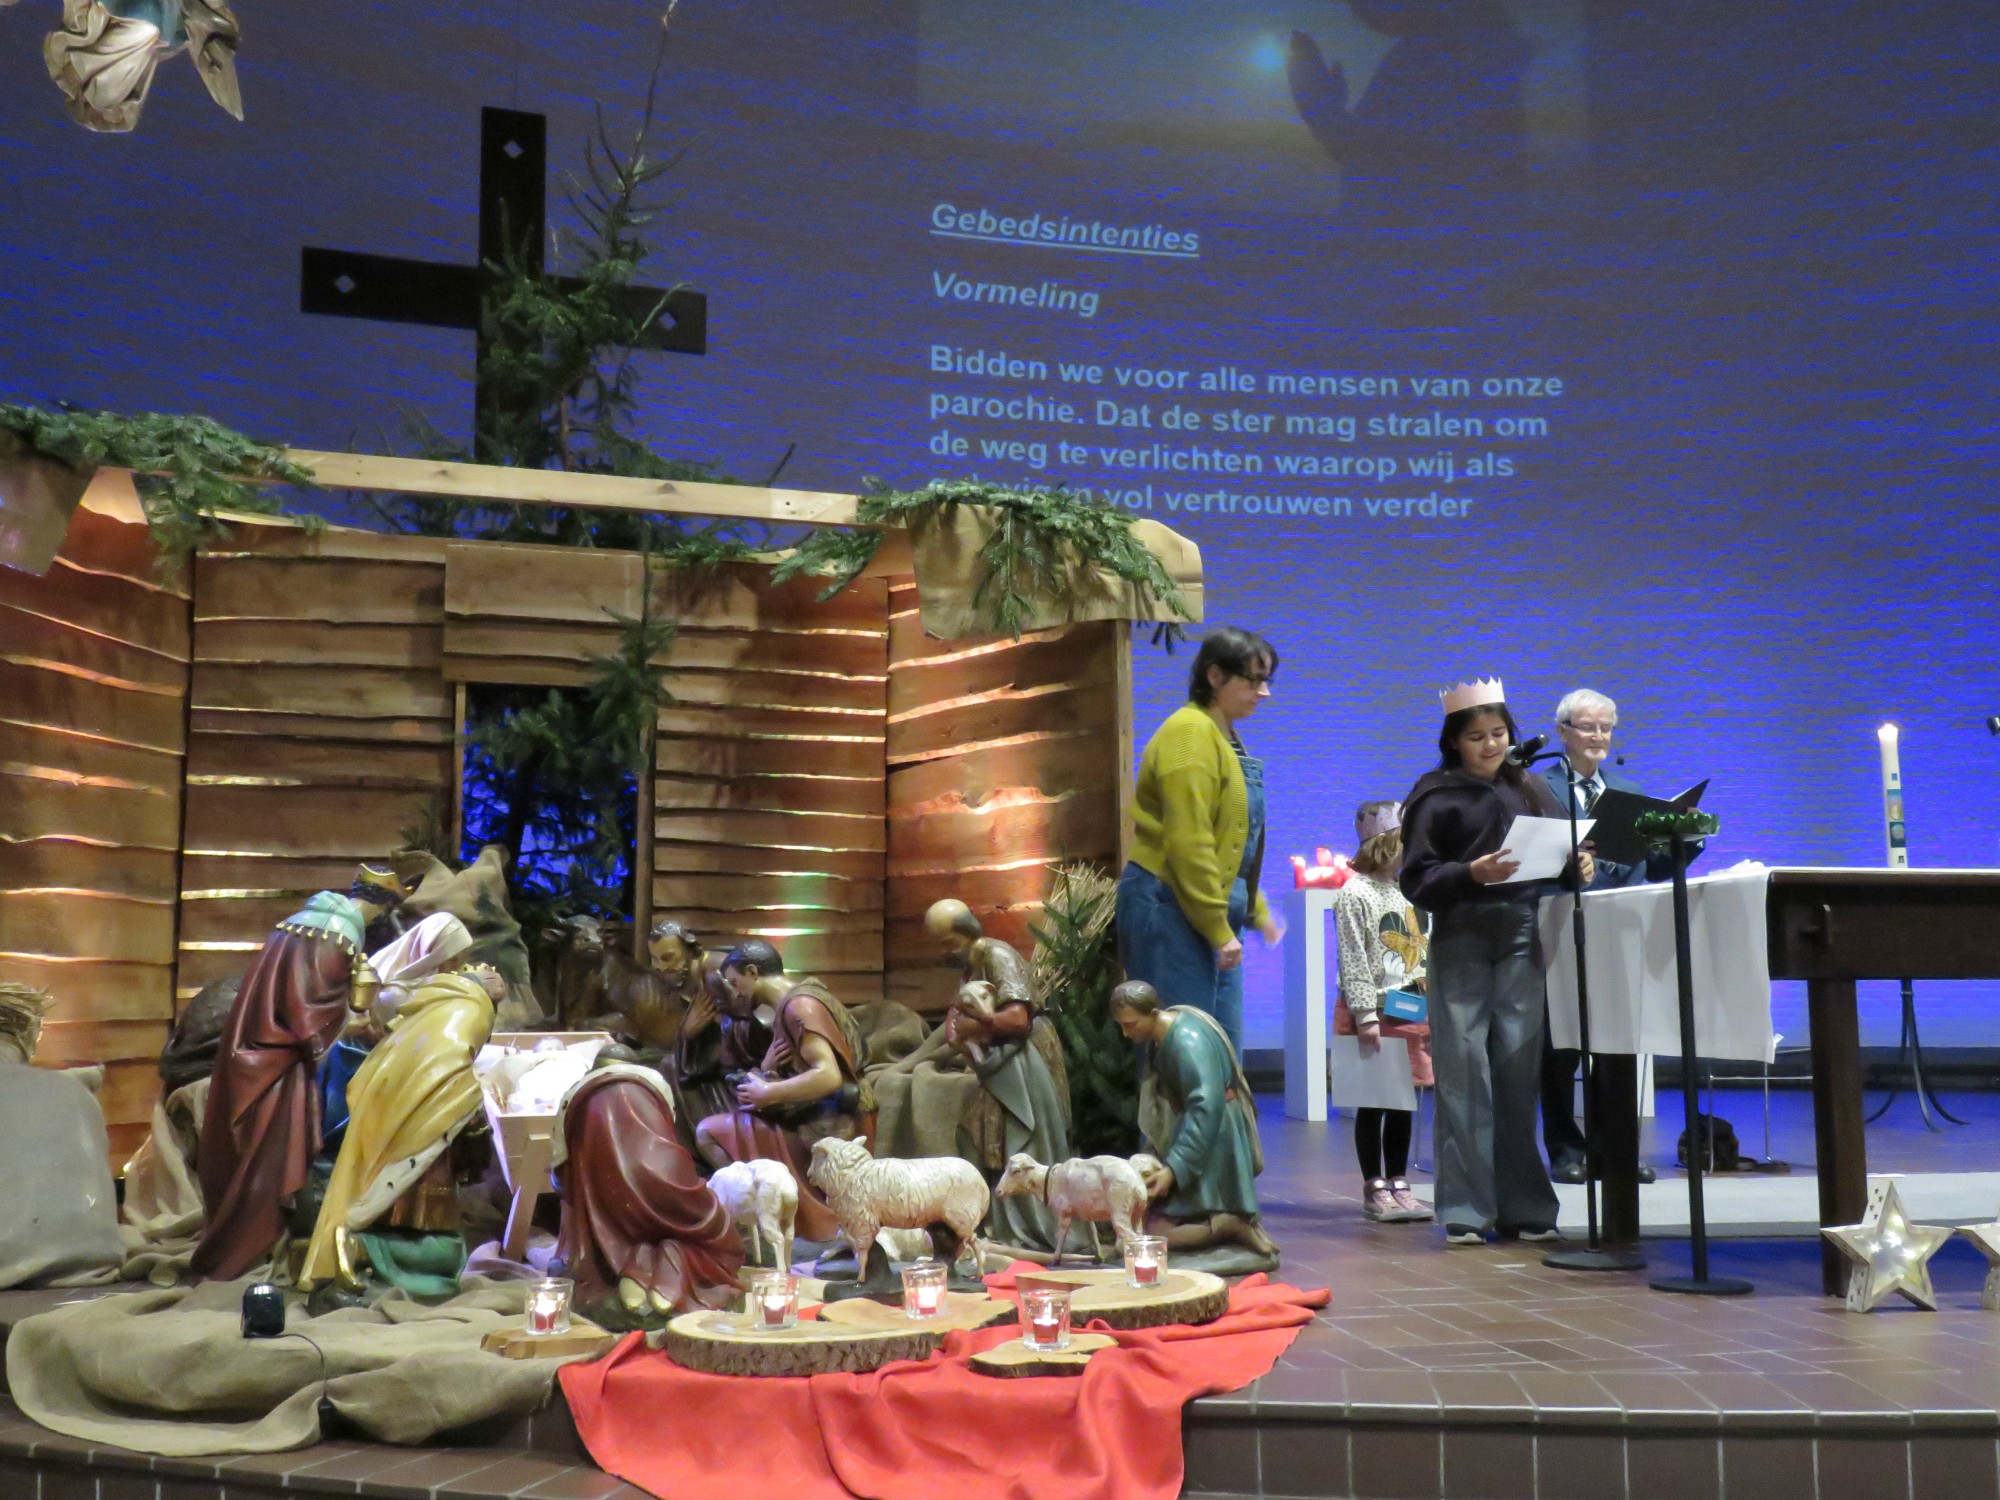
{"left": 270, "top": 1332, "right": 337, "bottom": 1436}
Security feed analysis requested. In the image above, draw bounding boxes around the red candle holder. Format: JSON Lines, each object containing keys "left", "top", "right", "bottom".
{"left": 901, "top": 1259, "right": 948, "bottom": 1321}
{"left": 749, "top": 1270, "right": 799, "bottom": 1332}
{"left": 1124, "top": 1235, "right": 1167, "bottom": 1289}
{"left": 1017, "top": 1286, "right": 1072, "bottom": 1352}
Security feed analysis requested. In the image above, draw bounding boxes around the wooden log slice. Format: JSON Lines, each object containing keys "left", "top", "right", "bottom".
{"left": 660, "top": 1292, "right": 1011, "bottom": 1378}
{"left": 1014, "top": 1268, "right": 1230, "bottom": 1331}
{"left": 970, "top": 1332, "right": 1117, "bottom": 1379}
{"left": 480, "top": 1319, "right": 620, "bottom": 1362}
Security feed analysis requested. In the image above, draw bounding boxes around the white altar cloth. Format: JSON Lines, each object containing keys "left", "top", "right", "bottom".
{"left": 1540, "top": 863, "right": 1776, "bottom": 1063}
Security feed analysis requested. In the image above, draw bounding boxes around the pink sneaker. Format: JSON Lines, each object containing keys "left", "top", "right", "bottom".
{"left": 1362, "top": 1180, "right": 1400, "bottom": 1221}
{"left": 1389, "top": 1180, "right": 1433, "bottom": 1221}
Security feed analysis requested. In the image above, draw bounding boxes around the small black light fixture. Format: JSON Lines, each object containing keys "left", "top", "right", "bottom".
{"left": 240, "top": 1281, "right": 287, "bottom": 1339}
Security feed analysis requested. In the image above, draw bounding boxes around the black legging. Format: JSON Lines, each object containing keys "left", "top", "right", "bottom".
{"left": 1355, "top": 1107, "right": 1413, "bottom": 1182}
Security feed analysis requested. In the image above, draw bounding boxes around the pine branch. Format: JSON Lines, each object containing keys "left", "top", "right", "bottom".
{"left": 773, "top": 479, "right": 1189, "bottom": 640}
{"left": 0, "top": 403, "right": 318, "bottom": 573}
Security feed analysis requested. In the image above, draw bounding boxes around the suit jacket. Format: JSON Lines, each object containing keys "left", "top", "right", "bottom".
{"left": 1540, "top": 759, "right": 1700, "bottom": 890}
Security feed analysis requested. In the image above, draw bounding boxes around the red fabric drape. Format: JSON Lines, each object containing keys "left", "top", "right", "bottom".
{"left": 560, "top": 1267, "right": 1329, "bottom": 1500}
{"left": 191, "top": 930, "right": 354, "bottom": 1281}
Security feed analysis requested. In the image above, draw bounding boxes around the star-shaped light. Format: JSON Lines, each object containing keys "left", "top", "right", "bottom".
{"left": 1822, "top": 1178, "right": 1953, "bottom": 1312}
{"left": 1956, "top": 1215, "right": 2000, "bottom": 1311}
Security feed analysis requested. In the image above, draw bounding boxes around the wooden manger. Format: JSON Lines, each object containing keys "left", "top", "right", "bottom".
{"left": 0, "top": 451, "right": 1202, "bottom": 1163}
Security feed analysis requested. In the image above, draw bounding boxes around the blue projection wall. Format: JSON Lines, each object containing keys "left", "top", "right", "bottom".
{"left": 3, "top": 0, "right": 1996, "bottom": 1049}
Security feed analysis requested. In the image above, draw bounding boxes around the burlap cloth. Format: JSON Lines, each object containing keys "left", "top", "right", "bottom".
{"left": 118, "top": 1077, "right": 209, "bottom": 1286}
{"left": 5, "top": 1276, "right": 583, "bottom": 1456}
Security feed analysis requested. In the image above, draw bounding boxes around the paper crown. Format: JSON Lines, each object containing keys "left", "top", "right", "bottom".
{"left": 1357, "top": 803, "right": 1402, "bottom": 841}
{"left": 1439, "top": 677, "right": 1505, "bottom": 715}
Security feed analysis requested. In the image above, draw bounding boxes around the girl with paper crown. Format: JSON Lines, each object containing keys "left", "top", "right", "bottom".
{"left": 1398, "top": 679, "right": 1591, "bottom": 1246}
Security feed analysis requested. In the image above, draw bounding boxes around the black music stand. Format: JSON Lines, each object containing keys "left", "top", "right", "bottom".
{"left": 1525, "top": 749, "right": 1645, "bottom": 1274}
{"left": 1645, "top": 824, "right": 1753, "bottom": 1297}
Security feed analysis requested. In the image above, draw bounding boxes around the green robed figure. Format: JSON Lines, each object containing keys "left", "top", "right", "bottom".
{"left": 1110, "top": 979, "right": 1277, "bottom": 1266}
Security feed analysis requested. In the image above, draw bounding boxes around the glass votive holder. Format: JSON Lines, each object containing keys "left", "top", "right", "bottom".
{"left": 526, "top": 1277, "right": 574, "bottom": 1336}
{"left": 1017, "top": 1286, "right": 1072, "bottom": 1353}
{"left": 750, "top": 1270, "right": 799, "bottom": 1332}
{"left": 901, "top": 1258, "right": 948, "bottom": 1320}
{"left": 1124, "top": 1235, "right": 1168, "bottom": 1289}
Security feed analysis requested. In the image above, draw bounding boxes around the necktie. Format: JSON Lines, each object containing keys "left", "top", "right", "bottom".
{"left": 1579, "top": 779, "right": 1600, "bottom": 815}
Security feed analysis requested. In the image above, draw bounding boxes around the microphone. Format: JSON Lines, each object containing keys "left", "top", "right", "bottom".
{"left": 1505, "top": 733, "right": 1549, "bottom": 767}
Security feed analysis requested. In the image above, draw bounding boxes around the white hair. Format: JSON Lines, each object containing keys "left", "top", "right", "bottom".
{"left": 1555, "top": 688, "right": 1618, "bottom": 726}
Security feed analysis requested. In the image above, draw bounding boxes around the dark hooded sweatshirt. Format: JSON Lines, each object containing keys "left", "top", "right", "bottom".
{"left": 1398, "top": 765, "right": 1579, "bottom": 916}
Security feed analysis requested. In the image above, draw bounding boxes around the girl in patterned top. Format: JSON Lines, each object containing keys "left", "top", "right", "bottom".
{"left": 1333, "top": 800, "right": 1434, "bottom": 1223}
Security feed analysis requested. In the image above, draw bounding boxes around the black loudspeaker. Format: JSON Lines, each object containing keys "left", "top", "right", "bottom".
{"left": 1676, "top": 1113, "right": 1741, "bottom": 1172}
{"left": 241, "top": 1282, "right": 288, "bottom": 1339}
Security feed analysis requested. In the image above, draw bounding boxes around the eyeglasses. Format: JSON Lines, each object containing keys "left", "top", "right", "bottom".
{"left": 1232, "top": 672, "right": 1274, "bottom": 687}
{"left": 1562, "top": 720, "right": 1615, "bottom": 738}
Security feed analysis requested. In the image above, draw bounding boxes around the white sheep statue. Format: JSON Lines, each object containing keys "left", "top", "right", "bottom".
{"left": 707, "top": 1158, "right": 798, "bottom": 1273}
{"left": 993, "top": 1152, "right": 1163, "bottom": 1264}
{"left": 807, "top": 1137, "right": 989, "bottom": 1278}
{"left": 875, "top": 1226, "right": 938, "bottom": 1263}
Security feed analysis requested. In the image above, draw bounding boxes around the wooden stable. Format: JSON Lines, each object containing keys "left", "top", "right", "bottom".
{"left": 0, "top": 455, "right": 1199, "bottom": 1163}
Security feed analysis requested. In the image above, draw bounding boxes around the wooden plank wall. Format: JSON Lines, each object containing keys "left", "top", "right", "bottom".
{"left": 442, "top": 546, "right": 891, "bottom": 1002}
{"left": 649, "top": 564, "right": 890, "bottom": 1004}
{"left": 0, "top": 501, "right": 190, "bottom": 1162}
{"left": 441, "top": 543, "right": 644, "bottom": 687}
{"left": 179, "top": 526, "right": 455, "bottom": 1006}
{"left": 884, "top": 584, "right": 1130, "bottom": 1014}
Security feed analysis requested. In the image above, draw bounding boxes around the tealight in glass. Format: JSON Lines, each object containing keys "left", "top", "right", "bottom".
{"left": 901, "top": 1258, "right": 948, "bottom": 1320}
{"left": 1017, "top": 1286, "right": 1072, "bottom": 1353}
{"left": 1124, "top": 1235, "right": 1167, "bottom": 1289}
{"left": 750, "top": 1270, "right": 799, "bottom": 1332}
{"left": 527, "top": 1277, "right": 574, "bottom": 1336}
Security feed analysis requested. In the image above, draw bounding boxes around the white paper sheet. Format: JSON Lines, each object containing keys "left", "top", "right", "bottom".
{"left": 1497, "top": 814, "right": 1594, "bottom": 883}
{"left": 1328, "top": 1034, "right": 1418, "bottom": 1111}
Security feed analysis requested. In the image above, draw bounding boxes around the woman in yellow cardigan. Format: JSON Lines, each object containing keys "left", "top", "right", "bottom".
{"left": 1118, "top": 627, "right": 1284, "bottom": 1054}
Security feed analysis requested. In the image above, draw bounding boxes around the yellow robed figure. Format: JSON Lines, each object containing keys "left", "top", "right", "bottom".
{"left": 297, "top": 970, "right": 496, "bottom": 1291}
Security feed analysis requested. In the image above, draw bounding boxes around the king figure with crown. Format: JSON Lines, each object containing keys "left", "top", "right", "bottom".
{"left": 189, "top": 864, "right": 410, "bottom": 1281}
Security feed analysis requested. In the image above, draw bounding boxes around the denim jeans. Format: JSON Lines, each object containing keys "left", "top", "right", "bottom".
{"left": 1427, "top": 898, "right": 1560, "bottom": 1232}
{"left": 1116, "top": 863, "right": 1243, "bottom": 1055}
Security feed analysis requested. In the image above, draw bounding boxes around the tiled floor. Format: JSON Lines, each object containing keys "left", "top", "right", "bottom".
{"left": 7, "top": 1086, "right": 2000, "bottom": 1499}
{"left": 1185, "top": 1088, "right": 2000, "bottom": 1498}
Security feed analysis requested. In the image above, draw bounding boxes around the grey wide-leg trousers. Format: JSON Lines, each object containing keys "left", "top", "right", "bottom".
{"left": 1428, "top": 899, "right": 1561, "bottom": 1233}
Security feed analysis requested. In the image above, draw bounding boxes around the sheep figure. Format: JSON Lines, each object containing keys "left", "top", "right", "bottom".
{"left": 993, "top": 1152, "right": 1162, "bottom": 1264}
{"left": 875, "top": 1226, "right": 937, "bottom": 1264}
{"left": 807, "top": 1137, "right": 989, "bottom": 1292}
{"left": 707, "top": 1159, "right": 798, "bottom": 1273}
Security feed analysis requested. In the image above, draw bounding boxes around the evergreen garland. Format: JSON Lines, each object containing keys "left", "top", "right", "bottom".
{"left": 773, "top": 479, "right": 1189, "bottom": 640}
{"left": 1633, "top": 808, "right": 1721, "bottom": 840}
{"left": 1032, "top": 862, "right": 1139, "bottom": 1153}
{"left": 0, "top": 403, "right": 317, "bottom": 568}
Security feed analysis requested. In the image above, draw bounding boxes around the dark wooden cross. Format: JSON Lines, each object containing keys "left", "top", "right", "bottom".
{"left": 300, "top": 106, "right": 706, "bottom": 446}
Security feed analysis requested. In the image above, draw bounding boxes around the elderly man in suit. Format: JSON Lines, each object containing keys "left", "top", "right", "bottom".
{"left": 1537, "top": 688, "right": 1697, "bottom": 1186}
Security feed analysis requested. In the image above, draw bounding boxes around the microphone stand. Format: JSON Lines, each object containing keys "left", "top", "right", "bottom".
{"left": 1522, "top": 746, "right": 1646, "bottom": 1273}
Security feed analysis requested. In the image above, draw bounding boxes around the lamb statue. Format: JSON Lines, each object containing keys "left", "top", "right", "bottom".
{"left": 707, "top": 1158, "right": 798, "bottom": 1274}
{"left": 993, "top": 1152, "right": 1163, "bottom": 1265}
{"left": 807, "top": 1136, "right": 989, "bottom": 1301}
